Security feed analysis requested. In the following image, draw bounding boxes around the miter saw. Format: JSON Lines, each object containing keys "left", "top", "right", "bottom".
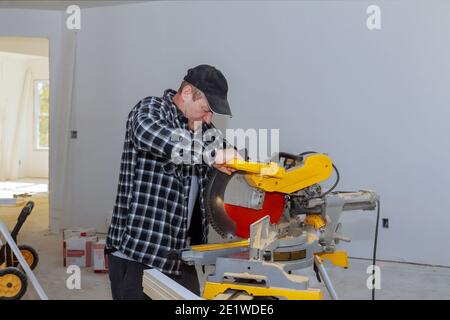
{"left": 181, "top": 152, "right": 380, "bottom": 300}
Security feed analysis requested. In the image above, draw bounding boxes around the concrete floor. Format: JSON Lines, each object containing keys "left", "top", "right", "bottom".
{"left": 0, "top": 194, "right": 111, "bottom": 300}
{"left": 1, "top": 194, "right": 449, "bottom": 300}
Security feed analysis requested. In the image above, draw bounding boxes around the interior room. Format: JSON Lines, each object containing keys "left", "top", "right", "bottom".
{"left": 0, "top": 0, "right": 449, "bottom": 301}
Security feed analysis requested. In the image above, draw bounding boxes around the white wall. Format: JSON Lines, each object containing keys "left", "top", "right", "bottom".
{"left": 64, "top": 0, "right": 450, "bottom": 267}
{"left": 0, "top": 52, "right": 28, "bottom": 180}
{"left": 23, "top": 57, "right": 49, "bottom": 178}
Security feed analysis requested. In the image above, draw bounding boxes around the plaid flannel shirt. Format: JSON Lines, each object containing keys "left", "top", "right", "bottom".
{"left": 106, "top": 89, "right": 220, "bottom": 275}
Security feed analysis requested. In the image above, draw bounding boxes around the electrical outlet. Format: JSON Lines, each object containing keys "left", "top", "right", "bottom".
{"left": 71, "top": 130, "right": 78, "bottom": 139}
{"left": 382, "top": 218, "right": 389, "bottom": 229}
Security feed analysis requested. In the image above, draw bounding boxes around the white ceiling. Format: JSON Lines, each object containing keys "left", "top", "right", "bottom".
{"left": 0, "top": 37, "right": 49, "bottom": 57}
{"left": 0, "top": 1, "right": 150, "bottom": 10}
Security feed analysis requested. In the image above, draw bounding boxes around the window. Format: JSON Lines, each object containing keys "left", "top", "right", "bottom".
{"left": 34, "top": 80, "right": 49, "bottom": 150}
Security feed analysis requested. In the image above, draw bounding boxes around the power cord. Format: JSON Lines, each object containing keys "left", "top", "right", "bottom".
{"left": 372, "top": 200, "right": 381, "bottom": 300}
{"left": 297, "top": 151, "right": 340, "bottom": 198}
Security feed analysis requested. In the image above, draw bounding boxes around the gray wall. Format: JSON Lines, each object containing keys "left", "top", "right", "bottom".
{"left": 3, "top": 1, "right": 449, "bottom": 266}
{"left": 68, "top": 0, "right": 450, "bottom": 266}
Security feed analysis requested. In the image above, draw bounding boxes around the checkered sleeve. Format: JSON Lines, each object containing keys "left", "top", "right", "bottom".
{"left": 130, "top": 98, "right": 200, "bottom": 162}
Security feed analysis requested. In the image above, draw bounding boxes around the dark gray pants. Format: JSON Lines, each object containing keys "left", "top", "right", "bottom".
{"left": 108, "top": 254, "right": 200, "bottom": 300}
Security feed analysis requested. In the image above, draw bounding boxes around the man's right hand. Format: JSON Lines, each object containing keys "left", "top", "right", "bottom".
{"left": 213, "top": 148, "right": 243, "bottom": 175}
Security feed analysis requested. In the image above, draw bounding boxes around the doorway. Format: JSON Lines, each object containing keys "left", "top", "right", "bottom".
{"left": 0, "top": 37, "right": 50, "bottom": 231}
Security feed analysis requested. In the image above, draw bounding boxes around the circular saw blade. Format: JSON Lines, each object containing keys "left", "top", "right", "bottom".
{"left": 204, "top": 170, "right": 239, "bottom": 239}
{"left": 205, "top": 170, "right": 286, "bottom": 239}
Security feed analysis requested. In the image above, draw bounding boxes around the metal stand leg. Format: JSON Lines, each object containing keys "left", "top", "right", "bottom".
{"left": 314, "top": 255, "right": 339, "bottom": 300}
{"left": 0, "top": 221, "right": 48, "bottom": 300}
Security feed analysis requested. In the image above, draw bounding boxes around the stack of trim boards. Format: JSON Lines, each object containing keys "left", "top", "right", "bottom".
{"left": 142, "top": 269, "right": 202, "bottom": 300}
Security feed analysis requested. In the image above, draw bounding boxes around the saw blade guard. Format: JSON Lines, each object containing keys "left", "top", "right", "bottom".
{"left": 204, "top": 170, "right": 285, "bottom": 239}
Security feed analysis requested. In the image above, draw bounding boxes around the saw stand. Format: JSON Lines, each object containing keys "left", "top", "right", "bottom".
{"left": 197, "top": 216, "right": 334, "bottom": 300}
{"left": 182, "top": 215, "right": 333, "bottom": 300}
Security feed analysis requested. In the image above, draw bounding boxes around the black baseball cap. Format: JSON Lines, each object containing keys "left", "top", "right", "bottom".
{"left": 183, "top": 64, "right": 232, "bottom": 116}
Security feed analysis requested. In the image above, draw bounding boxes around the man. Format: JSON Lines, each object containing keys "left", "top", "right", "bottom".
{"left": 105, "top": 64, "right": 240, "bottom": 300}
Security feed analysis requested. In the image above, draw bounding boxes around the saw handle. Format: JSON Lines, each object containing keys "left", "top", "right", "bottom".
{"left": 278, "top": 152, "right": 303, "bottom": 168}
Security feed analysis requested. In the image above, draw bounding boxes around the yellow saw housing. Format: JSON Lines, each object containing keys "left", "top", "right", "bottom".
{"left": 225, "top": 154, "right": 333, "bottom": 194}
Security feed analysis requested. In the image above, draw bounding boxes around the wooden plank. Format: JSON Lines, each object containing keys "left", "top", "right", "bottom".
{"left": 142, "top": 269, "right": 203, "bottom": 300}
{"left": 214, "top": 290, "right": 254, "bottom": 300}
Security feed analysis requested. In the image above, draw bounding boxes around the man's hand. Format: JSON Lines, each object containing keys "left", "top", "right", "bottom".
{"left": 213, "top": 148, "right": 243, "bottom": 175}
{"left": 213, "top": 163, "right": 236, "bottom": 175}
